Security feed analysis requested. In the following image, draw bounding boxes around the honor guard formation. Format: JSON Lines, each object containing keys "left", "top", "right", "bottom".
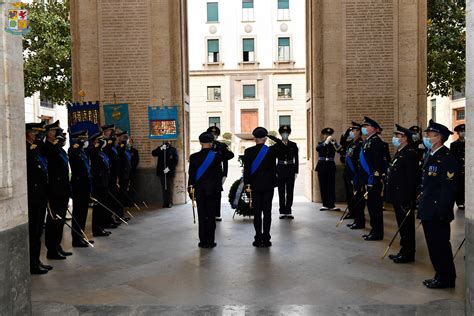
{"left": 27, "top": 117, "right": 465, "bottom": 290}
{"left": 26, "top": 121, "right": 140, "bottom": 275}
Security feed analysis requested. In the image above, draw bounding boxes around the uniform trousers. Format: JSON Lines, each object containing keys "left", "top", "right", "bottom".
{"left": 118, "top": 177, "right": 133, "bottom": 208}
{"left": 159, "top": 175, "right": 174, "bottom": 207}
{"left": 28, "top": 197, "right": 47, "bottom": 268}
{"left": 277, "top": 174, "right": 295, "bottom": 214}
{"left": 317, "top": 162, "right": 336, "bottom": 208}
{"left": 352, "top": 187, "right": 366, "bottom": 226}
{"left": 71, "top": 192, "right": 90, "bottom": 244}
{"left": 253, "top": 190, "right": 274, "bottom": 243}
{"left": 393, "top": 203, "right": 416, "bottom": 256}
{"left": 196, "top": 192, "right": 220, "bottom": 245}
{"left": 366, "top": 183, "right": 384, "bottom": 237}
{"left": 108, "top": 184, "right": 124, "bottom": 218}
{"left": 92, "top": 186, "right": 109, "bottom": 234}
{"left": 45, "top": 195, "right": 69, "bottom": 253}
{"left": 343, "top": 170, "right": 354, "bottom": 215}
{"left": 422, "top": 220, "right": 456, "bottom": 283}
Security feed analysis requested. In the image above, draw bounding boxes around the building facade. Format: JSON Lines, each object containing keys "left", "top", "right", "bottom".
{"left": 188, "top": 0, "right": 306, "bottom": 157}
{"left": 427, "top": 90, "right": 466, "bottom": 144}
{"left": 24, "top": 92, "right": 68, "bottom": 128}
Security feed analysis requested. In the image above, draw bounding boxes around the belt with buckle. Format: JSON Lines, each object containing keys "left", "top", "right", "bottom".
{"left": 278, "top": 160, "right": 294, "bottom": 165}
{"left": 319, "top": 157, "right": 334, "bottom": 162}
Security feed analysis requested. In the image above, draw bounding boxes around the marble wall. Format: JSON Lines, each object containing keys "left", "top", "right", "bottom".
{"left": 0, "top": 1, "right": 31, "bottom": 314}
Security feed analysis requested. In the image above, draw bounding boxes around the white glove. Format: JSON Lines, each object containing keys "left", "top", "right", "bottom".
{"left": 160, "top": 144, "right": 167, "bottom": 150}
{"left": 324, "top": 136, "right": 333, "bottom": 144}
{"left": 222, "top": 176, "right": 227, "bottom": 185}
{"left": 163, "top": 167, "right": 170, "bottom": 174}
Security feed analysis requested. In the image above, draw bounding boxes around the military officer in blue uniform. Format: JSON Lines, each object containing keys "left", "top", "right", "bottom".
{"left": 207, "top": 126, "right": 230, "bottom": 221}
{"left": 418, "top": 120, "right": 458, "bottom": 289}
{"left": 117, "top": 130, "right": 133, "bottom": 213}
{"left": 89, "top": 133, "right": 113, "bottom": 237}
{"left": 43, "top": 120, "right": 72, "bottom": 260}
{"left": 152, "top": 141, "right": 179, "bottom": 208}
{"left": 316, "top": 127, "right": 340, "bottom": 211}
{"left": 188, "top": 132, "right": 234, "bottom": 248}
{"left": 344, "top": 122, "right": 365, "bottom": 229}
{"left": 273, "top": 125, "right": 299, "bottom": 219}
{"left": 26, "top": 122, "right": 51, "bottom": 274}
{"left": 385, "top": 124, "right": 419, "bottom": 263}
{"left": 68, "top": 130, "right": 93, "bottom": 247}
{"left": 244, "top": 127, "right": 278, "bottom": 247}
{"left": 359, "top": 117, "right": 385, "bottom": 241}
{"left": 102, "top": 124, "right": 123, "bottom": 226}
{"left": 450, "top": 123, "right": 465, "bottom": 209}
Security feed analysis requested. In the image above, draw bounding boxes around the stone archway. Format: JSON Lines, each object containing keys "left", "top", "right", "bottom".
{"left": 0, "top": 0, "right": 473, "bottom": 315}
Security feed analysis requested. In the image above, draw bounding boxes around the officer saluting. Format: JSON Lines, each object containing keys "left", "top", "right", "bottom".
{"left": 385, "top": 124, "right": 419, "bottom": 263}
{"left": 68, "top": 130, "right": 93, "bottom": 248}
{"left": 207, "top": 126, "right": 230, "bottom": 221}
{"left": 450, "top": 123, "right": 465, "bottom": 209}
{"left": 316, "top": 127, "right": 339, "bottom": 211}
{"left": 43, "top": 120, "right": 72, "bottom": 260}
{"left": 244, "top": 127, "right": 278, "bottom": 247}
{"left": 89, "top": 133, "right": 112, "bottom": 237}
{"left": 359, "top": 117, "right": 385, "bottom": 241}
{"left": 188, "top": 132, "right": 234, "bottom": 248}
{"left": 26, "top": 122, "right": 50, "bottom": 274}
{"left": 273, "top": 125, "right": 298, "bottom": 219}
{"left": 344, "top": 122, "right": 365, "bottom": 229}
{"left": 418, "top": 120, "right": 458, "bottom": 289}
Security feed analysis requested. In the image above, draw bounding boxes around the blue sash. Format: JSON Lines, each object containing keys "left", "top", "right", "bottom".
{"left": 112, "top": 146, "right": 118, "bottom": 155}
{"left": 251, "top": 145, "right": 269, "bottom": 175}
{"left": 125, "top": 150, "right": 132, "bottom": 162}
{"left": 99, "top": 151, "right": 110, "bottom": 169}
{"left": 80, "top": 152, "right": 91, "bottom": 177}
{"left": 345, "top": 155, "right": 359, "bottom": 186}
{"left": 59, "top": 151, "right": 69, "bottom": 168}
{"left": 196, "top": 150, "right": 216, "bottom": 181}
{"left": 37, "top": 154, "right": 48, "bottom": 173}
{"left": 359, "top": 149, "right": 373, "bottom": 185}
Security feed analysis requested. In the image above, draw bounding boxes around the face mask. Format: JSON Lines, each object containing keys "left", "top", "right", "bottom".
{"left": 392, "top": 136, "right": 401, "bottom": 148}
{"left": 348, "top": 131, "right": 355, "bottom": 140}
{"left": 281, "top": 133, "right": 289, "bottom": 140}
{"left": 412, "top": 134, "right": 420, "bottom": 142}
{"left": 361, "top": 127, "right": 368, "bottom": 136}
{"left": 460, "top": 132, "right": 465, "bottom": 138}
{"left": 423, "top": 137, "right": 432, "bottom": 150}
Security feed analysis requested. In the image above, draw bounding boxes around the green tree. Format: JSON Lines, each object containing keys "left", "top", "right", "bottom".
{"left": 427, "top": 0, "right": 466, "bottom": 97}
{"left": 23, "top": 0, "right": 71, "bottom": 104}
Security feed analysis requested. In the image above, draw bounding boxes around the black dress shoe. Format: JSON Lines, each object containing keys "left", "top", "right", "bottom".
{"left": 350, "top": 224, "right": 365, "bottom": 230}
{"left": 215, "top": 217, "right": 222, "bottom": 222}
{"left": 40, "top": 262, "right": 53, "bottom": 270}
{"left": 423, "top": 278, "right": 437, "bottom": 286}
{"left": 57, "top": 247, "right": 73, "bottom": 256}
{"left": 104, "top": 223, "right": 118, "bottom": 229}
{"left": 72, "top": 240, "right": 89, "bottom": 248}
{"left": 31, "top": 266, "right": 48, "bottom": 275}
{"left": 252, "top": 241, "right": 264, "bottom": 248}
{"left": 388, "top": 253, "right": 401, "bottom": 260}
{"left": 363, "top": 234, "right": 383, "bottom": 241}
{"left": 392, "top": 254, "right": 415, "bottom": 263}
{"left": 47, "top": 251, "right": 66, "bottom": 260}
{"left": 347, "top": 222, "right": 355, "bottom": 227}
{"left": 262, "top": 241, "right": 272, "bottom": 247}
{"left": 320, "top": 207, "right": 329, "bottom": 211}
{"left": 287, "top": 215, "right": 294, "bottom": 220}
{"left": 93, "top": 230, "right": 111, "bottom": 237}
{"left": 424, "top": 279, "right": 455, "bottom": 289}
{"left": 279, "top": 215, "right": 286, "bottom": 219}
{"left": 198, "top": 242, "right": 213, "bottom": 248}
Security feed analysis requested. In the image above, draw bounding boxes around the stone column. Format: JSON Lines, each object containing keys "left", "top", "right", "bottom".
{"left": 70, "top": 0, "right": 190, "bottom": 206}
{"left": 305, "top": 0, "right": 427, "bottom": 202}
{"left": 465, "top": 1, "right": 473, "bottom": 314}
{"left": 0, "top": 1, "right": 31, "bottom": 314}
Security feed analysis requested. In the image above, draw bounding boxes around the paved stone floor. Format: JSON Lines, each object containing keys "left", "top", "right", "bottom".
{"left": 32, "top": 166, "right": 466, "bottom": 315}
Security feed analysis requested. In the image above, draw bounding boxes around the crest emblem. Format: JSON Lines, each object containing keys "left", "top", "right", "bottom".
{"left": 447, "top": 172, "right": 454, "bottom": 180}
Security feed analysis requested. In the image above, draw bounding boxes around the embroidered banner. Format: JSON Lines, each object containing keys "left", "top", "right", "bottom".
{"left": 67, "top": 101, "right": 100, "bottom": 138}
{"left": 103, "top": 103, "right": 131, "bottom": 134}
{"left": 148, "top": 105, "right": 179, "bottom": 140}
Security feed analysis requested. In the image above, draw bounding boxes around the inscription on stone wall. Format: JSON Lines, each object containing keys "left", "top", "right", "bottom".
{"left": 344, "top": 0, "right": 395, "bottom": 130}
{"left": 99, "top": 0, "right": 152, "bottom": 166}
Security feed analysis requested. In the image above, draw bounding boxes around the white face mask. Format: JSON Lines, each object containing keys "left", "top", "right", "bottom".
{"left": 281, "top": 133, "right": 289, "bottom": 140}
{"left": 460, "top": 132, "right": 465, "bottom": 138}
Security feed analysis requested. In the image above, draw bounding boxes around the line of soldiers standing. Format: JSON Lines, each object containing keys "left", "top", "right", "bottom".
{"left": 26, "top": 121, "right": 138, "bottom": 275}
{"left": 317, "top": 116, "right": 465, "bottom": 289}
{"left": 187, "top": 125, "right": 299, "bottom": 249}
